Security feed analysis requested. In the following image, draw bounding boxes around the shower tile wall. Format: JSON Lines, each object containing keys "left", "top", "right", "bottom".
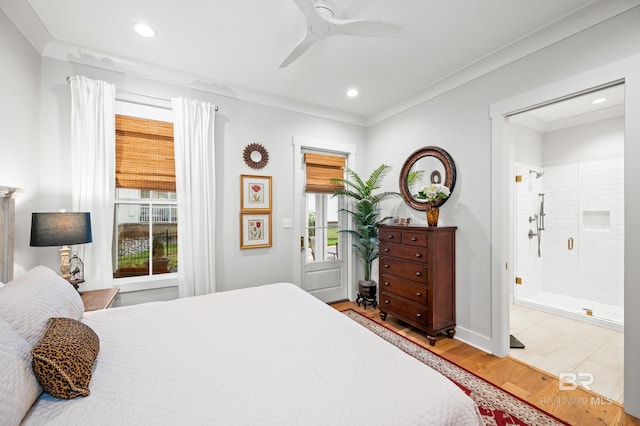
{"left": 515, "top": 163, "right": 544, "bottom": 299}
{"left": 563, "top": 158, "right": 623, "bottom": 307}
{"left": 543, "top": 163, "right": 579, "bottom": 300}
{"left": 518, "top": 158, "right": 624, "bottom": 309}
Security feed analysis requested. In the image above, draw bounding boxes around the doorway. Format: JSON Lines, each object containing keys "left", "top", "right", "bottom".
{"left": 301, "top": 190, "right": 346, "bottom": 302}
{"left": 292, "top": 136, "right": 356, "bottom": 303}
{"left": 508, "top": 85, "right": 625, "bottom": 401}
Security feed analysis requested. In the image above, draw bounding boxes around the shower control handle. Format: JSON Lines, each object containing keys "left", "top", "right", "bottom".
{"left": 568, "top": 237, "right": 574, "bottom": 250}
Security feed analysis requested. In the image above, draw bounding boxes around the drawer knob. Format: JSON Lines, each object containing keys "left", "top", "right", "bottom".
{"left": 384, "top": 300, "right": 390, "bottom": 304}
{"left": 411, "top": 237, "right": 417, "bottom": 241}
{"left": 415, "top": 253, "right": 422, "bottom": 258}
{"left": 415, "top": 272, "right": 422, "bottom": 276}
{"left": 384, "top": 248, "right": 390, "bottom": 252}
{"left": 416, "top": 292, "right": 422, "bottom": 297}
{"left": 387, "top": 235, "right": 394, "bottom": 239}
{"left": 384, "top": 264, "right": 390, "bottom": 269}
{"left": 416, "top": 313, "right": 422, "bottom": 318}
{"left": 384, "top": 282, "right": 390, "bottom": 286}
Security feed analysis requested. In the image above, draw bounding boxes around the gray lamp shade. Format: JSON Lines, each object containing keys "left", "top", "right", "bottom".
{"left": 30, "top": 212, "right": 93, "bottom": 247}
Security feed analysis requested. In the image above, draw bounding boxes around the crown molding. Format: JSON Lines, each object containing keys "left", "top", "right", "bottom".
{"left": 366, "top": 0, "right": 640, "bottom": 127}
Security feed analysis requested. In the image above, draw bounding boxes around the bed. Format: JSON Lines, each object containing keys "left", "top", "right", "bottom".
{"left": 1, "top": 266, "right": 483, "bottom": 425}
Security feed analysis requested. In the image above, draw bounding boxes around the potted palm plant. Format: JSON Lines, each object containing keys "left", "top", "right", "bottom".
{"left": 332, "top": 164, "right": 400, "bottom": 307}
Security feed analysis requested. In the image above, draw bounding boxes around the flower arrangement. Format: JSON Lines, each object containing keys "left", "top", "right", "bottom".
{"left": 416, "top": 183, "right": 450, "bottom": 204}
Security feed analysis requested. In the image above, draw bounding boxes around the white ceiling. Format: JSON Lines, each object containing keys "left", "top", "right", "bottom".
{"left": 2, "top": 0, "right": 638, "bottom": 125}
{"left": 510, "top": 84, "right": 625, "bottom": 132}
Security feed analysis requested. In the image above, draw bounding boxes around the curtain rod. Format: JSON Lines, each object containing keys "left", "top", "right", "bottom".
{"left": 66, "top": 76, "right": 218, "bottom": 111}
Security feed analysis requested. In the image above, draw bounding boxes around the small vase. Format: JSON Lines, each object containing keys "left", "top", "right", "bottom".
{"left": 426, "top": 205, "right": 439, "bottom": 227}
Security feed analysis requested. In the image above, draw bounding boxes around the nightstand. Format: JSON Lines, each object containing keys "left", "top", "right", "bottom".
{"left": 81, "top": 288, "right": 120, "bottom": 311}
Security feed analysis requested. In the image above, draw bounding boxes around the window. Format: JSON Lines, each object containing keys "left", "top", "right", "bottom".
{"left": 306, "top": 194, "right": 340, "bottom": 263}
{"left": 303, "top": 152, "right": 345, "bottom": 263}
{"left": 113, "top": 115, "right": 178, "bottom": 279}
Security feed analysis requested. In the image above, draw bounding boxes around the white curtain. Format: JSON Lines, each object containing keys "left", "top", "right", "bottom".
{"left": 171, "top": 97, "right": 216, "bottom": 297}
{"left": 70, "top": 76, "right": 116, "bottom": 290}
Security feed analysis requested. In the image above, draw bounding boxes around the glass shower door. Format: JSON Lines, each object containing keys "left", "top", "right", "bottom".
{"left": 575, "top": 157, "right": 624, "bottom": 324}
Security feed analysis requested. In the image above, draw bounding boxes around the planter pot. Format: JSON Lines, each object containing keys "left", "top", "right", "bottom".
{"left": 356, "top": 280, "right": 377, "bottom": 310}
{"left": 143, "top": 257, "right": 170, "bottom": 274}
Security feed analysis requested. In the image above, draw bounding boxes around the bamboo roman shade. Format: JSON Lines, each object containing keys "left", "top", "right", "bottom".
{"left": 115, "top": 115, "right": 175, "bottom": 192}
{"left": 304, "top": 153, "right": 346, "bottom": 193}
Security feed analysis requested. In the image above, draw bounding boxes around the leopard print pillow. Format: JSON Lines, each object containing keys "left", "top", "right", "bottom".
{"left": 31, "top": 317, "right": 100, "bottom": 399}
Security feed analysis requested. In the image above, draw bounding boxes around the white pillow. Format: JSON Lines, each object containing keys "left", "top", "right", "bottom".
{"left": 0, "top": 266, "right": 84, "bottom": 346}
{"left": 0, "top": 316, "right": 42, "bottom": 425}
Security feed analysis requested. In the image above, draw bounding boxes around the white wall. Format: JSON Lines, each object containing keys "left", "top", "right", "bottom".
{"left": 0, "top": 10, "right": 42, "bottom": 277}
{"left": 34, "top": 57, "right": 366, "bottom": 296}
{"left": 366, "top": 7, "right": 640, "bottom": 416}
{"left": 544, "top": 115, "right": 624, "bottom": 163}
{"left": 512, "top": 123, "right": 544, "bottom": 166}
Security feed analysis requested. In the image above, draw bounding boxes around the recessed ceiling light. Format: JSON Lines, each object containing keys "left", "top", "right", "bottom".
{"left": 591, "top": 97, "right": 607, "bottom": 105}
{"left": 346, "top": 88, "right": 359, "bottom": 98}
{"left": 133, "top": 23, "right": 155, "bottom": 38}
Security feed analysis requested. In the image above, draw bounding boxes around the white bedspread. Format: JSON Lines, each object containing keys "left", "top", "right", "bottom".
{"left": 23, "top": 283, "right": 483, "bottom": 425}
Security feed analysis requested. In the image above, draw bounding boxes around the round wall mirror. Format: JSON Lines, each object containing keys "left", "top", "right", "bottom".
{"left": 399, "top": 146, "right": 457, "bottom": 211}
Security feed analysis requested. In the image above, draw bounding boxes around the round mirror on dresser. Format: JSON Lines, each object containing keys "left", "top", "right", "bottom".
{"left": 399, "top": 146, "right": 457, "bottom": 211}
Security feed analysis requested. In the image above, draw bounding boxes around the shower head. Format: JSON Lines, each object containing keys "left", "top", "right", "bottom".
{"left": 529, "top": 169, "right": 544, "bottom": 179}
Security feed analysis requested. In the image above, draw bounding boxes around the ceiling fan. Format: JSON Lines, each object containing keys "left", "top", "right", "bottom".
{"left": 280, "top": 0, "right": 403, "bottom": 68}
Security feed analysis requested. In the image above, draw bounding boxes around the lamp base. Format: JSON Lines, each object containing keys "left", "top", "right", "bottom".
{"left": 59, "top": 245, "right": 71, "bottom": 280}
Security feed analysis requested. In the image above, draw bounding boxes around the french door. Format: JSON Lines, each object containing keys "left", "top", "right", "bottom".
{"left": 293, "top": 136, "right": 356, "bottom": 303}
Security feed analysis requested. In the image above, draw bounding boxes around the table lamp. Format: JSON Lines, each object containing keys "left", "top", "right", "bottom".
{"left": 30, "top": 212, "right": 92, "bottom": 289}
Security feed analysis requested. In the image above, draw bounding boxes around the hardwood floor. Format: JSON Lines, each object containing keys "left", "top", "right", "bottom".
{"left": 331, "top": 301, "right": 640, "bottom": 426}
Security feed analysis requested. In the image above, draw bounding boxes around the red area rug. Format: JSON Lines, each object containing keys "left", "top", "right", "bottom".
{"left": 342, "top": 309, "right": 568, "bottom": 426}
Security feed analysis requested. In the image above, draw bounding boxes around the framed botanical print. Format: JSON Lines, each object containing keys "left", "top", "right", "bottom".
{"left": 240, "top": 212, "right": 272, "bottom": 249}
{"left": 240, "top": 175, "right": 272, "bottom": 211}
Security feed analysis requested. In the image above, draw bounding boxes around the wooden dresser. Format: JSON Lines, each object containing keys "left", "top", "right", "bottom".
{"left": 378, "top": 224, "right": 456, "bottom": 345}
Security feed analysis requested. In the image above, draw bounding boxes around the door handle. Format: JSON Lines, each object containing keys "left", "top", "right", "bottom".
{"left": 568, "top": 237, "right": 574, "bottom": 250}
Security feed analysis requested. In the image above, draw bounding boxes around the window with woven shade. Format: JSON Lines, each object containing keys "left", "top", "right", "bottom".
{"left": 115, "top": 115, "right": 175, "bottom": 192}
{"left": 304, "top": 153, "right": 346, "bottom": 193}
{"left": 113, "top": 114, "right": 178, "bottom": 280}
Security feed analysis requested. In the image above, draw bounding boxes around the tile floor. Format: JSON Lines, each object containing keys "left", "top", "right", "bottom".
{"left": 510, "top": 303, "right": 624, "bottom": 402}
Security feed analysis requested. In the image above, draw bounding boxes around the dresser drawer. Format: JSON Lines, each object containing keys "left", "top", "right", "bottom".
{"left": 379, "top": 230, "right": 402, "bottom": 244}
{"left": 380, "top": 244, "right": 427, "bottom": 262}
{"left": 402, "top": 231, "right": 427, "bottom": 247}
{"left": 380, "top": 277, "right": 427, "bottom": 305}
{"left": 380, "top": 257, "right": 427, "bottom": 284}
{"left": 380, "top": 293, "right": 429, "bottom": 327}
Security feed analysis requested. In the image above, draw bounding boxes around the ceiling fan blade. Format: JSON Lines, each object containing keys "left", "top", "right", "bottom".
{"left": 291, "top": 0, "right": 316, "bottom": 20}
{"left": 329, "top": 18, "right": 403, "bottom": 37}
{"left": 279, "top": 33, "right": 318, "bottom": 68}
